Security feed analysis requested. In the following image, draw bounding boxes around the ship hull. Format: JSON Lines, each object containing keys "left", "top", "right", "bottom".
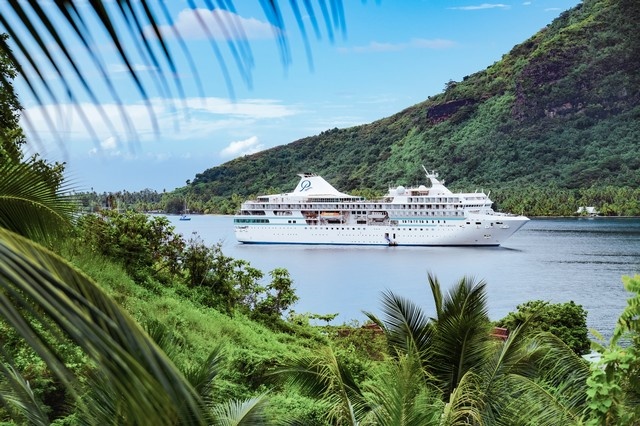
{"left": 235, "top": 216, "right": 529, "bottom": 247}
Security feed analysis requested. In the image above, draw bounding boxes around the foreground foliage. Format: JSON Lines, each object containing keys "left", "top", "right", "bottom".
{"left": 0, "top": 228, "right": 205, "bottom": 425}
{"left": 585, "top": 274, "right": 640, "bottom": 425}
{"left": 278, "top": 273, "right": 592, "bottom": 425}
{"left": 2, "top": 207, "right": 640, "bottom": 424}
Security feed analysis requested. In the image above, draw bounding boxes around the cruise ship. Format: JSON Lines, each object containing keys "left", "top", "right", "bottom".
{"left": 234, "top": 168, "right": 529, "bottom": 246}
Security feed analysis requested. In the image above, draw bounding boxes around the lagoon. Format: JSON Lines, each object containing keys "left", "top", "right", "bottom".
{"left": 168, "top": 215, "right": 640, "bottom": 338}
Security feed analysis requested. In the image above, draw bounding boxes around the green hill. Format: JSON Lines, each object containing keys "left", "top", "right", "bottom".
{"left": 190, "top": 0, "right": 640, "bottom": 200}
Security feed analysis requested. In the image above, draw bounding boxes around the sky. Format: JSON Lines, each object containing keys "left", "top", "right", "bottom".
{"left": 7, "top": 0, "right": 582, "bottom": 193}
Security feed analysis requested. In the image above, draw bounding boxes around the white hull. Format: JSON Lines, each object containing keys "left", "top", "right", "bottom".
{"left": 235, "top": 215, "right": 528, "bottom": 246}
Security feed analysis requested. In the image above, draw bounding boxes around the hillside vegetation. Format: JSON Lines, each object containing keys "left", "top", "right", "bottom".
{"left": 187, "top": 0, "right": 639, "bottom": 215}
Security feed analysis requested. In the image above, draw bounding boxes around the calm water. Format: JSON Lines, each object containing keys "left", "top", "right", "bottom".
{"left": 167, "top": 215, "right": 640, "bottom": 337}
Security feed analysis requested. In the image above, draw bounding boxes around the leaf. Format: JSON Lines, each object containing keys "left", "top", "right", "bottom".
{"left": 0, "top": 227, "right": 206, "bottom": 425}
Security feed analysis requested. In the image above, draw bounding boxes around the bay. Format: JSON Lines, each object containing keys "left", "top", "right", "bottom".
{"left": 168, "top": 215, "right": 640, "bottom": 338}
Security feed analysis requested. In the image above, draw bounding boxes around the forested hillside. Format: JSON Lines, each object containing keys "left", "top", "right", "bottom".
{"left": 189, "top": 0, "right": 640, "bottom": 208}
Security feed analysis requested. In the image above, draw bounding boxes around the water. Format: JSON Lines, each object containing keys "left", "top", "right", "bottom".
{"left": 168, "top": 215, "right": 640, "bottom": 338}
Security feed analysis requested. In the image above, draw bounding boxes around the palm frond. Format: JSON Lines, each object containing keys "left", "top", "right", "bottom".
{"left": 473, "top": 326, "right": 589, "bottom": 425}
{"left": 183, "top": 344, "right": 225, "bottom": 407}
{"left": 440, "top": 370, "right": 484, "bottom": 426}
{"left": 0, "top": 227, "right": 205, "bottom": 425}
{"left": 430, "top": 275, "right": 493, "bottom": 396}
{"left": 275, "top": 347, "right": 368, "bottom": 425}
{"left": 0, "top": 159, "right": 75, "bottom": 241}
{"left": 369, "top": 290, "right": 433, "bottom": 361}
{"left": 490, "top": 373, "right": 584, "bottom": 426}
{"left": 427, "top": 271, "right": 444, "bottom": 319}
{"left": 210, "top": 394, "right": 269, "bottom": 426}
{"left": 0, "top": 361, "right": 50, "bottom": 426}
{"left": 0, "top": 1, "right": 348, "bottom": 142}
{"left": 362, "top": 353, "right": 444, "bottom": 426}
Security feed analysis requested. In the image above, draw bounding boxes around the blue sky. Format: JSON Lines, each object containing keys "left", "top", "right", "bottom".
{"left": 10, "top": 0, "right": 581, "bottom": 193}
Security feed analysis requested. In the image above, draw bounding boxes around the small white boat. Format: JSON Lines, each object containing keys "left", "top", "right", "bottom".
{"left": 180, "top": 199, "right": 191, "bottom": 220}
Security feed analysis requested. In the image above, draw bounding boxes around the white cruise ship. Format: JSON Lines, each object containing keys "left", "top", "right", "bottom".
{"left": 234, "top": 168, "right": 529, "bottom": 246}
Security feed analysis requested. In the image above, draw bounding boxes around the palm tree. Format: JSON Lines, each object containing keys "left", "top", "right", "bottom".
{"left": 367, "top": 272, "right": 591, "bottom": 425}
{"left": 276, "top": 273, "right": 590, "bottom": 424}
{"left": 367, "top": 273, "right": 493, "bottom": 398}
{"left": 278, "top": 346, "right": 368, "bottom": 425}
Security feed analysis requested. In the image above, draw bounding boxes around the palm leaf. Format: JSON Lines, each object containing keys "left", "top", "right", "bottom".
{"left": 472, "top": 325, "right": 589, "bottom": 425}
{"left": 364, "top": 290, "right": 433, "bottom": 362}
{"left": 429, "top": 275, "right": 493, "bottom": 396}
{"left": 275, "top": 347, "right": 368, "bottom": 425}
{"left": 0, "top": 227, "right": 206, "bottom": 425}
{"left": 0, "top": 1, "right": 348, "bottom": 142}
{"left": 0, "top": 159, "right": 76, "bottom": 242}
{"left": 0, "top": 361, "right": 50, "bottom": 426}
{"left": 440, "top": 370, "right": 484, "bottom": 426}
{"left": 183, "top": 344, "right": 225, "bottom": 407}
{"left": 362, "top": 353, "right": 444, "bottom": 426}
{"left": 210, "top": 394, "right": 269, "bottom": 426}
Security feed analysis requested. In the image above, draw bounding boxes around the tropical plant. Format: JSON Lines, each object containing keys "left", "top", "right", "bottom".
{"left": 359, "top": 352, "right": 446, "bottom": 426}
{"left": 0, "top": 159, "right": 75, "bottom": 243}
{"left": 76, "top": 209, "right": 185, "bottom": 279}
{"left": 585, "top": 274, "right": 640, "bottom": 425}
{"left": 0, "top": 227, "right": 207, "bottom": 425}
{"left": 364, "top": 273, "right": 591, "bottom": 425}
{"left": 497, "top": 299, "right": 590, "bottom": 355}
{"left": 278, "top": 346, "right": 369, "bottom": 425}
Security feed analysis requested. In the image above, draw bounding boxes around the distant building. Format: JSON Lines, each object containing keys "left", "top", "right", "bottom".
{"left": 576, "top": 206, "right": 599, "bottom": 216}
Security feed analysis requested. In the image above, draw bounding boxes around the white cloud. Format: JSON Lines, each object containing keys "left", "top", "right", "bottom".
{"left": 20, "top": 96, "right": 300, "bottom": 153}
{"left": 339, "top": 38, "right": 456, "bottom": 53}
{"left": 101, "top": 136, "right": 118, "bottom": 150}
{"left": 149, "top": 8, "right": 276, "bottom": 40}
{"left": 88, "top": 136, "right": 122, "bottom": 156}
{"left": 523, "top": 1, "right": 532, "bottom": 5}
{"left": 220, "top": 136, "right": 264, "bottom": 158}
{"left": 449, "top": 4, "right": 511, "bottom": 10}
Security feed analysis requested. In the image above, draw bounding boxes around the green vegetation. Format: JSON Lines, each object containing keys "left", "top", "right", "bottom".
{"left": 497, "top": 300, "right": 590, "bottom": 355}
{"left": 178, "top": 0, "right": 640, "bottom": 217}
{"left": 3, "top": 1, "right": 640, "bottom": 424}
{"left": 3, "top": 201, "right": 640, "bottom": 424}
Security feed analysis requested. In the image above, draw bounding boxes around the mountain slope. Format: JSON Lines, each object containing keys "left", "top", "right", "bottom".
{"left": 191, "top": 0, "right": 640, "bottom": 196}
